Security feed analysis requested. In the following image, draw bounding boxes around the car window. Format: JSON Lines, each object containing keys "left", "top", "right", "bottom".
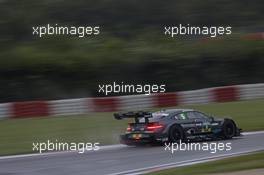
{"left": 194, "top": 112, "right": 208, "bottom": 119}
{"left": 173, "top": 113, "right": 187, "bottom": 120}
{"left": 152, "top": 112, "right": 169, "bottom": 119}
{"left": 186, "top": 112, "right": 197, "bottom": 119}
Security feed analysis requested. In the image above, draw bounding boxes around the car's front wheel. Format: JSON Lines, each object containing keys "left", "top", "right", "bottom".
{"left": 221, "top": 119, "right": 236, "bottom": 139}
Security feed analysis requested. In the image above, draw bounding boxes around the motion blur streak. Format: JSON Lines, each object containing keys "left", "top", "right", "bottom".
{"left": 0, "top": 0, "right": 263, "bottom": 102}
{"left": 0, "top": 83, "right": 264, "bottom": 119}
{"left": 0, "top": 132, "right": 263, "bottom": 175}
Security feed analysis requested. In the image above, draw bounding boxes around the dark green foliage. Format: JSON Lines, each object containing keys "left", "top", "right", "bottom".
{"left": 0, "top": 0, "right": 263, "bottom": 102}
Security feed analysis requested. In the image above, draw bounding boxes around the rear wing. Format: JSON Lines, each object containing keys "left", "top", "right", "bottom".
{"left": 114, "top": 111, "right": 152, "bottom": 123}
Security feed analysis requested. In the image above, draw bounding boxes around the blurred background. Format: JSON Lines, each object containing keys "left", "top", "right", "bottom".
{"left": 0, "top": 0, "right": 263, "bottom": 102}
{"left": 0, "top": 0, "right": 263, "bottom": 156}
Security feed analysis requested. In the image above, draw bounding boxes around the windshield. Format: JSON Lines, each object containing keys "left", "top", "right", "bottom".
{"left": 152, "top": 111, "right": 169, "bottom": 118}
{"left": 138, "top": 111, "right": 168, "bottom": 123}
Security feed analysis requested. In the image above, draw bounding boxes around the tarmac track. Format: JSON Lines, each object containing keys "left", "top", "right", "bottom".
{"left": 0, "top": 131, "right": 264, "bottom": 175}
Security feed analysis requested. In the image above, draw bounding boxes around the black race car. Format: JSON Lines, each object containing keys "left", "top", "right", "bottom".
{"left": 114, "top": 109, "right": 241, "bottom": 145}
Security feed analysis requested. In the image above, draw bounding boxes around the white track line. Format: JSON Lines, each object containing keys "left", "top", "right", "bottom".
{"left": 242, "top": 131, "right": 264, "bottom": 135}
{"left": 109, "top": 148, "right": 264, "bottom": 175}
{"left": 0, "top": 144, "right": 125, "bottom": 160}
{"left": 0, "top": 131, "right": 263, "bottom": 160}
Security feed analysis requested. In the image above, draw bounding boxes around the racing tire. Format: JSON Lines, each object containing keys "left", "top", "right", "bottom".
{"left": 221, "top": 119, "right": 236, "bottom": 139}
{"left": 168, "top": 124, "right": 186, "bottom": 143}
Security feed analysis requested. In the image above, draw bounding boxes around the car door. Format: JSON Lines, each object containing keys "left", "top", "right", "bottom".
{"left": 172, "top": 112, "right": 198, "bottom": 135}
{"left": 186, "top": 111, "right": 212, "bottom": 134}
{"left": 194, "top": 111, "right": 212, "bottom": 133}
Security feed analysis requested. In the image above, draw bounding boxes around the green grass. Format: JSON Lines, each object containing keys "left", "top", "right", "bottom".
{"left": 0, "top": 113, "right": 128, "bottom": 155}
{"left": 177, "top": 99, "right": 264, "bottom": 132}
{"left": 149, "top": 151, "right": 264, "bottom": 175}
{"left": 0, "top": 99, "right": 264, "bottom": 155}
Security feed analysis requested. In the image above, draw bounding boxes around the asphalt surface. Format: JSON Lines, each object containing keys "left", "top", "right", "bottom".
{"left": 0, "top": 132, "right": 264, "bottom": 175}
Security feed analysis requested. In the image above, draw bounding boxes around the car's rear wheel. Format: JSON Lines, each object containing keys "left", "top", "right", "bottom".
{"left": 169, "top": 125, "right": 185, "bottom": 143}
{"left": 222, "top": 119, "right": 236, "bottom": 139}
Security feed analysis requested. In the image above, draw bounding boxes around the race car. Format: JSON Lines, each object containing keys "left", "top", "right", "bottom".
{"left": 114, "top": 109, "right": 241, "bottom": 145}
